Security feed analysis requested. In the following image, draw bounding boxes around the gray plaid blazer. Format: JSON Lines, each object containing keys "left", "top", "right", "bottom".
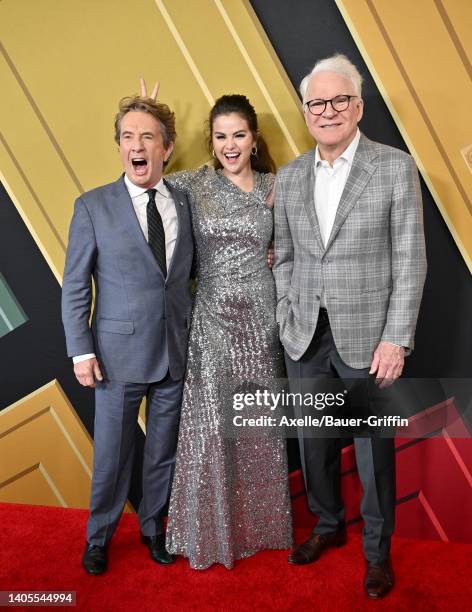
{"left": 273, "top": 133, "right": 427, "bottom": 368}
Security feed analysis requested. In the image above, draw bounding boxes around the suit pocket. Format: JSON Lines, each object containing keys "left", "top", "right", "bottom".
{"left": 97, "top": 318, "right": 134, "bottom": 334}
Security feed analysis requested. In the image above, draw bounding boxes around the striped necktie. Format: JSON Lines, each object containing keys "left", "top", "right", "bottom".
{"left": 146, "top": 188, "right": 167, "bottom": 276}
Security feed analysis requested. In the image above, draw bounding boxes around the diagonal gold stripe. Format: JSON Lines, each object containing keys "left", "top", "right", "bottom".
{"left": 38, "top": 462, "right": 68, "bottom": 508}
{"left": 364, "top": 0, "right": 472, "bottom": 217}
{"left": 0, "top": 41, "right": 84, "bottom": 194}
{"left": 0, "top": 406, "right": 50, "bottom": 440}
{"left": 154, "top": 0, "right": 214, "bottom": 107}
{"left": 1, "top": 381, "right": 93, "bottom": 486}
{"left": 49, "top": 407, "right": 92, "bottom": 478}
{"left": 433, "top": 0, "right": 472, "bottom": 80}
{"left": 0, "top": 463, "right": 39, "bottom": 489}
{"left": 214, "top": 0, "right": 300, "bottom": 158}
{"left": 335, "top": 0, "right": 472, "bottom": 272}
{"left": 0, "top": 131, "right": 66, "bottom": 252}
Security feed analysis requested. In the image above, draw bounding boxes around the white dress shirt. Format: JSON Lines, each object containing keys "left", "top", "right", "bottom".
{"left": 123, "top": 174, "right": 178, "bottom": 266}
{"left": 315, "top": 129, "right": 360, "bottom": 309}
{"left": 314, "top": 128, "right": 361, "bottom": 247}
{"left": 73, "top": 174, "right": 178, "bottom": 364}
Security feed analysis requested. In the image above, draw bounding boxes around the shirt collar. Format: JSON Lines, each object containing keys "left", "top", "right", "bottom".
{"left": 314, "top": 128, "right": 361, "bottom": 171}
{"left": 124, "top": 174, "right": 169, "bottom": 199}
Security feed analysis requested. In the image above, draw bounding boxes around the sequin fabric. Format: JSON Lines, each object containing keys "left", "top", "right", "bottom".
{"left": 165, "top": 165, "right": 292, "bottom": 569}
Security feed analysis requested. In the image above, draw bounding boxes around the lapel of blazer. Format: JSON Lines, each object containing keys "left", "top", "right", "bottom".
{"left": 164, "top": 178, "right": 187, "bottom": 280}
{"left": 111, "top": 175, "right": 165, "bottom": 277}
{"left": 324, "top": 133, "right": 378, "bottom": 253}
{"left": 300, "top": 149, "right": 325, "bottom": 252}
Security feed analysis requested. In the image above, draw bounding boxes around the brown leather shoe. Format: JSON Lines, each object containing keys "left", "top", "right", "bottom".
{"left": 364, "top": 557, "right": 395, "bottom": 599}
{"left": 288, "top": 527, "right": 347, "bottom": 564}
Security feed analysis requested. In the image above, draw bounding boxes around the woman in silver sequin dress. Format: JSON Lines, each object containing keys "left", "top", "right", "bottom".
{"left": 165, "top": 95, "right": 292, "bottom": 569}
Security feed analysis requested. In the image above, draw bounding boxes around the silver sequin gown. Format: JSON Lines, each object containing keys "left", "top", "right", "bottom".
{"left": 165, "top": 165, "right": 292, "bottom": 569}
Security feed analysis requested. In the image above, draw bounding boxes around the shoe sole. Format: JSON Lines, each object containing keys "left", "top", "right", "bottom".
{"left": 82, "top": 564, "right": 106, "bottom": 575}
{"left": 366, "top": 588, "right": 393, "bottom": 599}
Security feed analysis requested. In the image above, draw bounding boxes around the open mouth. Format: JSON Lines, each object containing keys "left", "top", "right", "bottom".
{"left": 320, "top": 123, "right": 341, "bottom": 129}
{"left": 224, "top": 152, "right": 240, "bottom": 162}
{"left": 131, "top": 158, "right": 148, "bottom": 175}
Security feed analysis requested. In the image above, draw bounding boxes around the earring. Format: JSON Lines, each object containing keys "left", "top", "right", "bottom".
{"left": 212, "top": 149, "right": 216, "bottom": 158}
{"left": 251, "top": 144, "right": 258, "bottom": 156}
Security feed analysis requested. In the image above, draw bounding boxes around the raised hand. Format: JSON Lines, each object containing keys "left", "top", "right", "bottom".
{"left": 140, "top": 78, "right": 160, "bottom": 100}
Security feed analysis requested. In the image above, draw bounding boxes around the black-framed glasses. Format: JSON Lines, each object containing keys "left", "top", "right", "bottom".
{"left": 304, "top": 94, "right": 358, "bottom": 115}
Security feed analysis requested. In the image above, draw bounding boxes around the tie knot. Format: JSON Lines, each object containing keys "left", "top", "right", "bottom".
{"left": 146, "top": 188, "right": 157, "bottom": 203}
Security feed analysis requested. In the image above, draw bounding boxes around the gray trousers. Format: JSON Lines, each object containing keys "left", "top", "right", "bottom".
{"left": 284, "top": 313, "right": 395, "bottom": 564}
{"left": 86, "top": 374, "right": 183, "bottom": 546}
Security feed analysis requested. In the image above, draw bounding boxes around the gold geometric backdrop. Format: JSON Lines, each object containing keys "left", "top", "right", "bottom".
{"left": 0, "top": 382, "right": 94, "bottom": 507}
{"left": 337, "top": 0, "right": 472, "bottom": 272}
{"left": 0, "top": 0, "right": 313, "bottom": 285}
{"left": 0, "top": 381, "right": 131, "bottom": 511}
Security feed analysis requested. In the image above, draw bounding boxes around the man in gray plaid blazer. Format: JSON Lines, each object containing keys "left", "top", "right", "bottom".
{"left": 273, "top": 54, "right": 426, "bottom": 598}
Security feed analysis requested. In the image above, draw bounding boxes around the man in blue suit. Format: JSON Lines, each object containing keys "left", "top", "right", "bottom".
{"left": 62, "top": 95, "right": 194, "bottom": 574}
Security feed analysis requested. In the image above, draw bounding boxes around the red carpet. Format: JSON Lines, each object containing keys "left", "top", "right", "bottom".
{"left": 0, "top": 503, "right": 470, "bottom": 611}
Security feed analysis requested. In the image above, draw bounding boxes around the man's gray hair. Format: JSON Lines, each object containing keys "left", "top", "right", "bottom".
{"left": 299, "top": 54, "right": 363, "bottom": 102}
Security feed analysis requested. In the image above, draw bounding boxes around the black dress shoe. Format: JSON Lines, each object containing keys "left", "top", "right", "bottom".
{"left": 82, "top": 543, "right": 107, "bottom": 575}
{"left": 364, "top": 557, "right": 395, "bottom": 599}
{"left": 141, "top": 533, "right": 175, "bottom": 565}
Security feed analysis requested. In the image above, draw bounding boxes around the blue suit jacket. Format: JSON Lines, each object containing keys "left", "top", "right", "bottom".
{"left": 62, "top": 175, "right": 194, "bottom": 382}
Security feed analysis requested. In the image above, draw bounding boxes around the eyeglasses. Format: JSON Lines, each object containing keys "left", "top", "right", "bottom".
{"left": 304, "top": 94, "right": 358, "bottom": 116}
